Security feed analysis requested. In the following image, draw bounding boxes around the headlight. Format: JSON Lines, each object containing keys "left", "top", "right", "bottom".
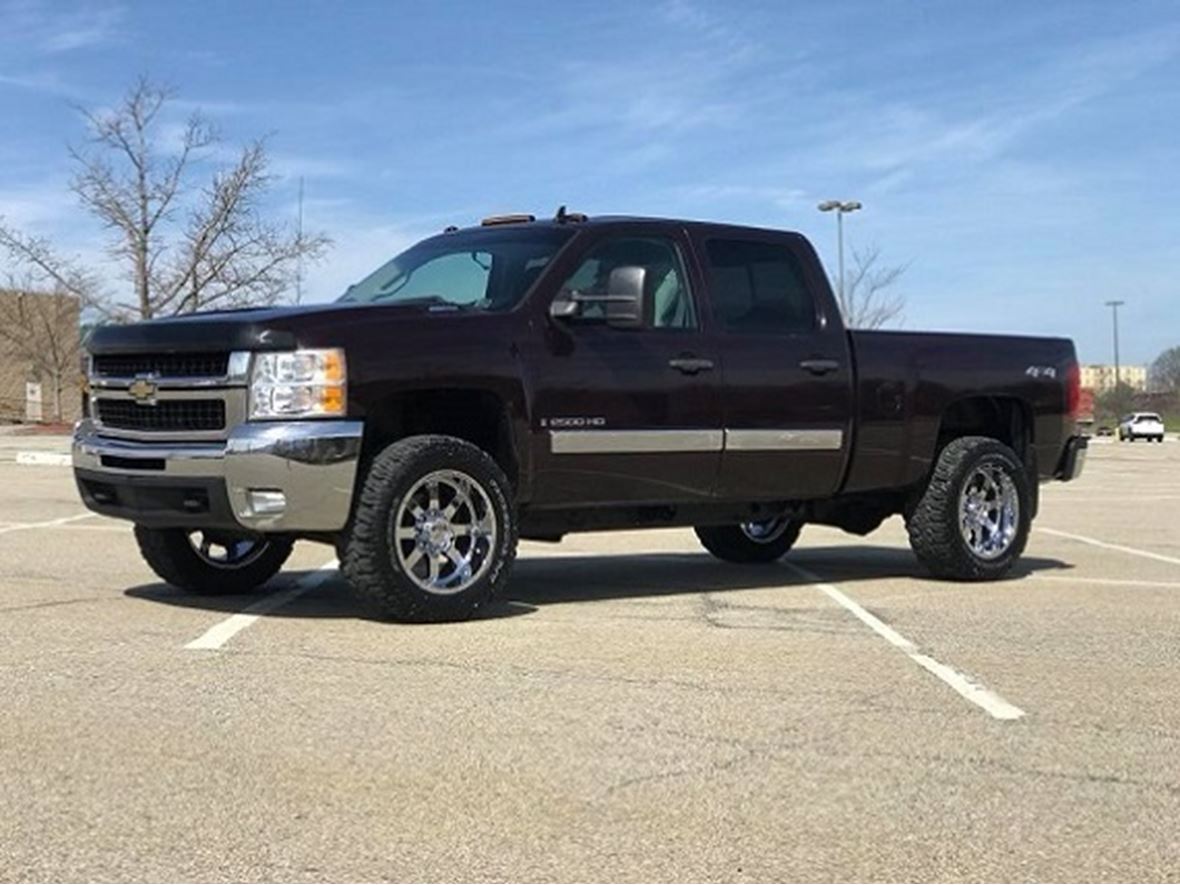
{"left": 249, "top": 348, "right": 347, "bottom": 419}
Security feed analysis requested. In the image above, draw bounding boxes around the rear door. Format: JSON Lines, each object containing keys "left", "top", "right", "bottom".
{"left": 693, "top": 230, "right": 854, "bottom": 500}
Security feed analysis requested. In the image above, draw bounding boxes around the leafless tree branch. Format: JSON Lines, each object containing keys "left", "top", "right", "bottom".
{"left": 0, "top": 75, "right": 332, "bottom": 322}
{"left": 835, "top": 244, "right": 908, "bottom": 330}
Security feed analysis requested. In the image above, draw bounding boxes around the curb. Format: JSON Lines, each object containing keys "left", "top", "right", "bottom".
{"left": 14, "top": 451, "right": 72, "bottom": 467}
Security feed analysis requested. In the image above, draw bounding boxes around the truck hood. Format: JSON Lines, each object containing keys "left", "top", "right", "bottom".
{"left": 86, "top": 301, "right": 474, "bottom": 354}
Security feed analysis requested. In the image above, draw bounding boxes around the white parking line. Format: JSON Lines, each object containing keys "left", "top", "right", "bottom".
{"left": 52, "top": 524, "right": 126, "bottom": 532}
{"left": 184, "top": 559, "right": 339, "bottom": 650}
{"left": 1038, "top": 527, "right": 1180, "bottom": 567}
{"left": 14, "top": 451, "right": 72, "bottom": 467}
{"left": 0, "top": 513, "right": 92, "bottom": 536}
{"left": 1030, "top": 574, "right": 1180, "bottom": 589}
{"left": 783, "top": 561, "right": 1026, "bottom": 721}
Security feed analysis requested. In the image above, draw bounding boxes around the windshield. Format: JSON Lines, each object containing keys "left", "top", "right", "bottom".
{"left": 339, "top": 227, "right": 574, "bottom": 310}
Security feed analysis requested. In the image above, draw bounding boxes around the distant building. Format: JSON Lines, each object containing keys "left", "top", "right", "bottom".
{"left": 1080, "top": 363, "right": 1147, "bottom": 393}
{"left": 0, "top": 289, "right": 83, "bottom": 424}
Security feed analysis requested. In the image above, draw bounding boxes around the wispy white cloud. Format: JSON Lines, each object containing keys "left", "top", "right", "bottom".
{"left": 823, "top": 23, "right": 1180, "bottom": 190}
{"left": 0, "top": 1, "right": 126, "bottom": 55}
{"left": 657, "top": 0, "right": 764, "bottom": 65}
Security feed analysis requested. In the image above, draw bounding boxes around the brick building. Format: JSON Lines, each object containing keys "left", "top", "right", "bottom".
{"left": 0, "top": 289, "right": 84, "bottom": 424}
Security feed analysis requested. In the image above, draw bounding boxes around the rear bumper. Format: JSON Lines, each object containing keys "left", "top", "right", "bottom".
{"left": 1055, "top": 434, "right": 1087, "bottom": 482}
{"left": 72, "top": 418, "right": 363, "bottom": 532}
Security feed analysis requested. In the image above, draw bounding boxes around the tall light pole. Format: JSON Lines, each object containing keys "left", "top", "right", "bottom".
{"left": 1104, "top": 299, "right": 1125, "bottom": 389}
{"left": 817, "top": 199, "right": 863, "bottom": 305}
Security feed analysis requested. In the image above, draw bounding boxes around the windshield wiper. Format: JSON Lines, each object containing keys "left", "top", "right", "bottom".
{"left": 367, "top": 294, "right": 480, "bottom": 311}
{"left": 370, "top": 293, "right": 450, "bottom": 307}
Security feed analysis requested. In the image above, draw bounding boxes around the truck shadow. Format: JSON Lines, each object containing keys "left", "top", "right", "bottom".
{"left": 123, "top": 544, "right": 1074, "bottom": 622}
{"left": 506, "top": 546, "right": 1072, "bottom": 607}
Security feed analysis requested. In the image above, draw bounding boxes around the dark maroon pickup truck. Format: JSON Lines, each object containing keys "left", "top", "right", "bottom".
{"left": 75, "top": 211, "right": 1087, "bottom": 621}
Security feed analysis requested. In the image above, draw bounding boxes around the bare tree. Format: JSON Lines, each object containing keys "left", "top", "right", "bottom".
{"left": 0, "top": 278, "right": 83, "bottom": 422}
{"left": 0, "top": 225, "right": 115, "bottom": 319}
{"left": 1, "top": 76, "right": 328, "bottom": 321}
{"left": 1149, "top": 346, "right": 1180, "bottom": 392}
{"left": 836, "top": 245, "right": 908, "bottom": 330}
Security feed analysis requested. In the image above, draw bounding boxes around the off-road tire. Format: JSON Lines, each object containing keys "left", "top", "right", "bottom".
{"left": 341, "top": 435, "right": 517, "bottom": 622}
{"left": 694, "top": 520, "right": 803, "bottom": 564}
{"left": 906, "top": 436, "right": 1030, "bottom": 581}
{"left": 133, "top": 526, "right": 294, "bottom": 594}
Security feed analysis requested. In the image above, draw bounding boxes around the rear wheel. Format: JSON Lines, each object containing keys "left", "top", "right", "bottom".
{"left": 906, "top": 436, "right": 1030, "bottom": 581}
{"left": 694, "top": 517, "right": 802, "bottom": 564}
{"left": 341, "top": 435, "right": 517, "bottom": 622}
{"left": 134, "top": 526, "right": 294, "bottom": 594}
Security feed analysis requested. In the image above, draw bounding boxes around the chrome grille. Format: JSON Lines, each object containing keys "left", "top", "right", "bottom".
{"left": 96, "top": 399, "right": 226, "bottom": 432}
{"left": 93, "top": 352, "right": 230, "bottom": 379}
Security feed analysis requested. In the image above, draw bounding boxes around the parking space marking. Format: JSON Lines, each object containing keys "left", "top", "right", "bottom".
{"left": 1038, "top": 527, "right": 1180, "bottom": 567}
{"left": 14, "top": 451, "right": 72, "bottom": 467}
{"left": 1043, "top": 494, "right": 1180, "bottom": 502}
{"left": 0, "top": 513, "right": 92, "bottom": 536}
{"left": 50, "top": 524, "right": 127, "bottom": 532}
{"left": 783, "top": 561, "right": 1026, "bottom": 721}
{"left": 1030, "top": 575, "right": 1180, "bottom": 589}
{"left": 184, "top": 559, "right": 339, "bottom": 651}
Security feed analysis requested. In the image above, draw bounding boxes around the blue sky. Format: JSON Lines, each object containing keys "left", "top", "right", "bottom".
{"left": 1, "top": 0, "right": 1178, "bottom": 364}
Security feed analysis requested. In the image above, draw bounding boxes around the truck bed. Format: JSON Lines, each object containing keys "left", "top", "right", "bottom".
{"left": 843, "top": 330, "right": 1077, "bottom": 494}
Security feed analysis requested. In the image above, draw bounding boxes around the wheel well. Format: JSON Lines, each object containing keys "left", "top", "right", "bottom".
{"left": 911, "top": 396, "right": 1039, "bottom": 522}
{"left": 936, "top": 396, "right": 1032, "bottom": 459}
{"left": 362, "top": 389, "right": 518, "bottom": 488}
{"left": 929, "top": 396, "right": 1033, "bottom": 467}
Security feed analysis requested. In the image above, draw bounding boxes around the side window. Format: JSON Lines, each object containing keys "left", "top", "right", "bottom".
{"left": 558, "top": 236, "right": 697, "bottom": 329}
{"left": 705, "top": 239, "right": 815, "bottom": 333}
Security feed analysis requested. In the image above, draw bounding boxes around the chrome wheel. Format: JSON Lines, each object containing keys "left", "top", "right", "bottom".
{"left": 739, "top": 517, "right": 794, "bottom": 544}
{"left": 392, "top": 469, "right": 498, "bottom": 596}
{"left": 186, "top": 530, "right": 266, "bottom": 569}
{"left": 958, "top": 463, "right": 1019, "bottom": 560}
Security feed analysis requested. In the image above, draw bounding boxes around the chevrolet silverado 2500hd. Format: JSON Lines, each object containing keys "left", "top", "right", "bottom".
{"left": 74, "top": 211, "right": 1087, "bottom": 621}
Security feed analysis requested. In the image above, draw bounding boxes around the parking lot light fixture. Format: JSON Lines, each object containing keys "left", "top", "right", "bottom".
{"left": 817, "top": 200, "right": 863, "bottom": 304}
{"left": 1104, "top": 299, "right": 1125, "bottom": 390}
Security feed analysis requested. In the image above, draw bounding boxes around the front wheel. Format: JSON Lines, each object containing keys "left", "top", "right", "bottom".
{"left": 906, "top": 436, "right": 1030, "bottom": 581}
{"left": 694, "top": 518, "right": 803, "bottom": 563}
{"left": 341, "top": 435, "right": 517, "bottom": 622}
{"left": 134, "top": 526, "right": 294, "bottom": 594}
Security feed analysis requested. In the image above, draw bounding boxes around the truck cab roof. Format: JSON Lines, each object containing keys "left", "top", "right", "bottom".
{"left": 457, "top": 211, "right": 809, "bottom": 242}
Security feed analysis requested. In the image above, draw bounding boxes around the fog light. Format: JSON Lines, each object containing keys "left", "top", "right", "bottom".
{"left": 247, "top": 489, "right": 287, "bottom": 515}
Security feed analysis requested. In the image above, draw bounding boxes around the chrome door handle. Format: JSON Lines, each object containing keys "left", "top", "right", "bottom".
{"left": 668, "top": 357, "right": 715, "bottom": 375}
{"left": 799, "top": 358, "right": 840, "bottom": 375}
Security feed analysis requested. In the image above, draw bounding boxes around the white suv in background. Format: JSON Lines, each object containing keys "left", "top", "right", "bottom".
{"left": 1118, "top": 412, "right": 1167, "bottom": 442}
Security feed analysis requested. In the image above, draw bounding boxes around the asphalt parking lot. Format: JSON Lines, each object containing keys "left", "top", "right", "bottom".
{"left": 2, "top": 440, "right": 1179, "bottom": 882}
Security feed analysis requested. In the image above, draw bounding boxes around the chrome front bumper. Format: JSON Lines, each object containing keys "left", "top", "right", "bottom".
{"left": 73, "top": 418, "right": 364, "bottom": 532}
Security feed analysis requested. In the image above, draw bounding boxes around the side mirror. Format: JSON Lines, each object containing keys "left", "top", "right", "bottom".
{"left": 549, "top": 266, "right": 648, "bottom": 330}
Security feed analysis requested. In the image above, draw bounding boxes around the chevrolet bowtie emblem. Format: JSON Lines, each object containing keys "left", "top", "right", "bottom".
{"left": 128, "top": 377, "right": 158, "bottom": 404}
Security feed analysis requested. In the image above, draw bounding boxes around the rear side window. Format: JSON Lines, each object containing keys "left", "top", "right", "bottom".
{"left": 705, "top": 239, "right": 815, "bottom": 333}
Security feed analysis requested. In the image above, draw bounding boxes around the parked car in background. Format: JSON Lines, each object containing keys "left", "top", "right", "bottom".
{"left": 1095, "top": 425, "right": 1115, "bottom": 437}
{"left": 1118, "top": 412, "right": 1166, "bottom": 442}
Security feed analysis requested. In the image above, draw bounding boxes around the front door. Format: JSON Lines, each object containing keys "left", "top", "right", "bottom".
{"left": 527, "top": 228, "right": 721, "bottom": 506}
